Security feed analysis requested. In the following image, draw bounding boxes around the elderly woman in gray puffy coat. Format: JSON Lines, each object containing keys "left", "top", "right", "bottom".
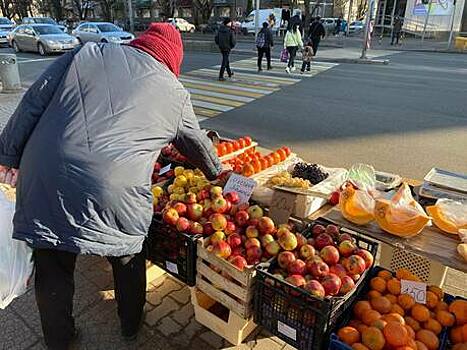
{"left": 0, "top": 23, "right": 222, "bottom": 349}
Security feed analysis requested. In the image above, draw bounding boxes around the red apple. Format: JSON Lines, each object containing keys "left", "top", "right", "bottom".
{"left": 245, "top": 225, "right": 259, "bottom": 238}
{"left": 213, "top": 240, "right": 231, "bottom": 258}
{"left": 356, "top": 249, "right": 374, "bottom": 269}
{"left": 228, "top": 255, "right": 247, "bottom": 271}
{"left": 346, "top": 255, "right": 366, "bottom": 275}
{"left": 339, "top": 276, "right": 355, "bottom": 295}
{"left": 202, "top": 222, "right": 214, "bottom": 236}
{"left": 245, "top": 238, "right": 261, "bottom": 249}
{"left": 278, "top": 251, "right": 296, "bottom": 269}
{"left": 187, "top": 203, "right": 203, "bottom": 221}
{"left": 234, "top": 210, "right": 249, "bottom": 227}
{"left": 172, "top": 202, "right": 187, "bottom": 216}
{"left": 320, "top": 245, "right": 340, "bottom": 265}
{"left": 210, "top": 213, "right": 227, "bottom": 231}
{"left": 278, "top": 231, "right": 298, "bottom": 251}
{"left": 295, "top": 233, "right": 307, "bottom": 249}
{"left": 338, "top": 233, "right": 354, "bottom": 243}
{"left": 329, "top": 191, "right": 340, "bottom": 206}
{"left": 226, "top": 233, "right": 242, "bottom": 248}
{"left": 315, "top": 233, "right": 334, "bottom": 251}
{"left": 246, "top": 246, "right": 262, "bottom": 265}
{"left": 248, "top": 205, "right": 264, "bottom": 219}
{"left": 258, "top": 216, "right": 275, "bottom": 235}
{"left": 285, "top": 274, "right": 306, "bottom": 288}
{"left": 288, "top": 259, "right": 306, "bottom": 276}
{"left": 338, "top": 240, "right": 357, "bottom": 257}
{"left": 350, "top": 274, "right": 361, "bottom": 282}
{"left": 189, "top": 221, "right": 204, "bottom": 235}
{"left": 184, "top": 193, "right": 197, "bottom": 204}
{"left": 248, "top": 218, "right": 259, "bottom": 227}
{"left": 325, "top": 224, "right": 340, "bottom": 238}
{"left": 231, "top": 246, "right": 245, "bottom": 257}
{"left": 276, "top": 226, "right": 290, "bottom": 239}
{"left": 163, "top": 208, "right": 179, "bottom": 226}
{"left": 321, "top": 273, "right": 342, "bottom": 296}
{"left": 212, "top": 197, "right": 228, "bottom": 213}
{"left": 176, "top": 217, "right": 190, "bottom": 232}
{"left": 265, "top": 241, "right": 281, "bottom": 256}
{"left": 197, "top": 189, "right": 210, "bottom": 201}
{"left": 329, "top": 264, "right": 347, "bottom": 279}
{"left": 225, "top": 221, "right": 236, "bottom": 235}
{"left": 312, "top": 224, "right": 326, "bottom": 237}
{"left": 307, "top": 238, "right": 315, "bottom": 247}
{"left": 300, "top": 244, "right": 316, "bottom": 260}
{"left": 303, "top": 280, "right": 326, "bottom": 298}
{"left": 224, "top": 191, "right": 240, "bottom": 204}
{"left": 308, "top": 261, "right": 330, "bottom": 279}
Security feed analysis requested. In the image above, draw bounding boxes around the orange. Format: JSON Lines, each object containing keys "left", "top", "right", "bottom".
{"left": 449, "top": 299, "right": 467, "bottom": 325}
{"left": 405, "top": 324, "right": 416, "bottom": 339}
{"left": 371, "top": 319, "right": 388, "bottom": 331}
{"left": 434, "top": 301, "right": 449, "bottom": 312}
{"left": 377, "top": 270, "right": 393, "bottom": 281}
{"left": 385, "top": 294, "right": 398, "bottom": 304}
{"left": 450, "top": 325, "right": 465, "bottom": 344}
{"left": 384, "top": 321, "right": 409, "bottom": 347}
{"left": 384, "top": 313, "right": 406, "bottom": 324}
{"left": 387, "top": 279, "right": 401, "bottom": 295}
{"left": 412, "top": 304, "right": 430, "bottom": 322}
{"left": 368, "top": 291, "right": 382, "bottom": 299}
{"left": 427, "top": 286, "right": 444, "bottom": 300}
{"left": 452, "top": 344, "right": 467, "bottom": 350}
{"left": 349, "top": 319, "right": 363, "bottom": 329}
{"left": 407, "top": 338, "right": 418, "bottom": 348}
{"left": 395, "top": 347, "right": 414, "bottom": 350}
{"left": 338, "top": 326, "right": 361, "bottom": 345}
{"left": 398, "top": 294, "right": 416, "bottom": 310}
{"left": 391, "top": 304, "right": 405, "bottom": 316}
{"left": 396, "top": 268, "right": 413, "bottom": 280}
{"left": 415, "top": 340, "right": 428, "bottom": 350}
{"left": 354, "top": 301, "right": 372, "bottom": 320}
{"left": 370, "top": 277, "right": 387, "bottom": 293}
{"left": 423, "top": 318, "right": 442, "bottom": 335}
{"left": 371, "top": 296, "right": 392, "bottom": 314}
{"left": 416, "top": 329, "right": 439, "bottom": 350}
{"left": 436, "top": 310, "right": 455, "bottom": 327}
{"left": 352, "top": 343, "right": 370, "bottom": 350}
{"left": 425, "top": 291, "right": 439, "bottom": 309}
{"left": 363, "top": 310, "right": 382, "bottom": 326}
{"left": 405, "top": 316, "right": 421, "bottom": 331}
{"left": 362, "top": 327, "right": 386, "bottom": 350}
{"left": 356, "top": 323, "right": 369, "bottom": 334}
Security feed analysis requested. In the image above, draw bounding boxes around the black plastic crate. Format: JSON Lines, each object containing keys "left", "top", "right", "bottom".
{"left": 145, "top": 216, "right": 201, "bottom": 286}
{"left": 253, "top": 219, "right": 379, "bottom": 350}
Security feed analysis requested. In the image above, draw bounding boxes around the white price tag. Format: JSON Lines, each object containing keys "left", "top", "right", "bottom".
{"left": 401, "top": 279, "right": 427, "bottom": 304}
{"left": 165, "top": 261, "right": 179, "bottom": 275}
{"left": 159, "top": 163, "right": 172, "bottom": 175}
{"left": 223, "top": 173, "right": 257, "bottom": 204}
{"left": 277, "top": 321, "right": 296, "bottom": 341}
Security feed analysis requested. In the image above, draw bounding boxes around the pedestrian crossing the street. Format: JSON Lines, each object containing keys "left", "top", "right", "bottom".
{"left": 182, "top": 57, "right": 337, "bottom": 121}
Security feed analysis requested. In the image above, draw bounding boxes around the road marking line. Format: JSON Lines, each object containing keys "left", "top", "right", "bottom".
{"left": 193, "top": 107, "right": 220, "bottom": 118}
{"left": 187, "top": 70, "right": 289, "bottom": 87}
{"left": 180, "top": 77, "right": 273, "bottom": 94}
{"left": 197, "top": 68, "right": 300, "bottom": 83}
{"left": 191, "top": 100, "right": 234, "bottom": 112}
{"left": 182, "top": 73, "right": 279, "bottom": 90}
{"left": 18, "top": 58, "right": 57, "bottom": 63}
{"left": 190, "top": 94, "right": 244, "bottom": 107}
{"left": 187, "top": 88, "right": 254, "bottom": 102}
{"left": 183, "top": 82, "right": 264, "bottom": 98}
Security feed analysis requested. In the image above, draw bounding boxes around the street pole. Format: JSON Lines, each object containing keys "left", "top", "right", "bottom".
{"left": 447, "top": 0, "right": 457, "bottom": 49}
{"left": 361, "top": 0, "right": 375, "bottom": 59}
{"left": 255, "top": 0, "right": 260, "bottom": 40}
{"left": 347, "top": 0, "right": 354, "bottom": 36}
{"left": 421, "top": 1, "right": 432, "bottom": 43}
{"left": 389, "top": 0, "right": 398, "bottom": 42}
{"left": 128, "top": 0, "right": 134, "bottom": 32}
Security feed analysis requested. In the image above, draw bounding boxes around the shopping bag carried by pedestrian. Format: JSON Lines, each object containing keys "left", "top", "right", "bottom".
{"left": 280, "top": 48, "right": 289, "bottom": 62}
{"left": 0, "top": 188, "right": 34, "bottom": 309}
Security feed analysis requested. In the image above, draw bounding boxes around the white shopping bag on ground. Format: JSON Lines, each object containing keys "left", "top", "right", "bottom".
{"left": 0, "top": 190, "right": 33, "bottom": 309}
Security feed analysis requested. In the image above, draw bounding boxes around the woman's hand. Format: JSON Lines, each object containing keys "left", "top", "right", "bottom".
{"left": 0, "top": 165, "right": 19, "bottom": 188}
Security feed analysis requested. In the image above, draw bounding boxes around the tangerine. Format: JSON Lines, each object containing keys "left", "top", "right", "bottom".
{"left": 415, "top": 329, "right": 439, "bottom": 350}
{"left": 362, "top": 327, "right": 386, "bottom": 350}
{"left": 383, "top": 322, "right": 409, "bottom": 347}
{"left": 354, "top": 301, "right": 372, "bottom": 320}
{"left": 398, "top": 294, "right": 416, "bottom": 310}
{"left": 370, "top": 277, "right": 387, "bottom": 293}
{"left": 452, "top": 344, "right": 467, "bottom": 350}
{"left": 387, "top": 279, "right": 401, "bottom": 295}
{"left": 436, "top": 310, "right": 455, "bottom": 327}
{"left": 405, "top": 324, "right": 416, "bottom": 339}
{"left": 450, "top": 325, "right": 464, "bottom": 344}
{"left": 363, "top": 310, "right": 382, "bottom": 326}
{"left": 386, "top": 294, "right": 398, "bottom": 304}
{"left": 434, "top": 301, "right": 449, "bottom": 312}
{"left": 405, "top": 316, "right": 421, "bottom": 331}
{"left": 368, "top": 290, "right": 382, "bottom": 299}
{"left": 371, "top": 296, "right": 392, "bottom": 314}
{"left": 377, "top": 270, "right": 393, "bottom": 281}
{"left": 423, "top": 318, "right": 442, "bottom": 335}
{"left": 427, "top": 286, "right": 444, "bottom": 300}
{"left": 415, "top": 340, "right": 429, "bottom": 350}
{"left": 391, "top": 304, "right": 405, "bottom": 316}
{"left": 425, "top": 291, "right": 439, "bottom": 309}
{"left": 371, "top": 319, "right": 388, "bottom": 331}
{"left": 412, "top": 305, "right": 431, "bottom": 323}
{"left": 338, "top": 326, "right": 361, "bottom": 346}
{"left": 449, "top": 300, "right": 467, "bottom": 325}
{"left": 356, "top": 323, "right": 369, "bottom": 334}
{"left": 384, "top": 313, "right": 406, "bottom": 324}
{"left": 352, "top": 343, "right": 370, "bottom": 350}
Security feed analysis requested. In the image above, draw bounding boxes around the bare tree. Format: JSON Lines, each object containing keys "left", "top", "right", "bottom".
{"left": 356, "top": 0, "right": 367, "bottom": 19}
{"left": 333, "top": 0, "right": 349, "bottom": 16}
{"left": 97, "top": 0, "right": 117, "bottom": 21}
{"left": 0, "top": 0, "right": 15, "bottom": 18}
{"left": 192, "top": 0, "right": 211, "bottom": 23}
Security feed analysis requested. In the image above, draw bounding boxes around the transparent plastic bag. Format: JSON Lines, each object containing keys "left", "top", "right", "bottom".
{"left": 435, "top": 199, "right": 467, "bottom": 228}
{"left": 0, "top": 191, "right": 33, "bottom": 309}
{"left": 388, "top": 183, "right": 430, "bottom": 224}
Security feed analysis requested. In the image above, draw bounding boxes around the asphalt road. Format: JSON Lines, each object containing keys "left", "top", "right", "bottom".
{"left": 1, "top": 47, "right": 466, "bottom": 179}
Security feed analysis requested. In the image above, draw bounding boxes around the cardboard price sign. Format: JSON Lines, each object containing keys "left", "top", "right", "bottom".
{"left": 269, "top": 190, "right": 297, "bottom": 224}
{"left": 401, "top": 279, "right": 427, "bottom": 304}
{"left": 159, "top": 163, "right": 171, "bottom": 175}
{"left": 223, "top": 173, "right": 257, "bottom": 204}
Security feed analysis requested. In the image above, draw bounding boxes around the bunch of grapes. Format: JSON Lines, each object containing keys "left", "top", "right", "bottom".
{"left": 292, "top": 163, "right": 329, "bottom": 185}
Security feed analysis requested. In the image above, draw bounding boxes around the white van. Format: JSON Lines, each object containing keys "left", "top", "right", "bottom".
{"left": 241, "top": 8, "right": 282, "bottom": 34}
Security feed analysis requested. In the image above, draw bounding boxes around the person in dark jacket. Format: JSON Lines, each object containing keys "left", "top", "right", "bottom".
{"left": 0, "top": 23, "right": 222, "bottom": 350}
{"left": 391, "top": 16, "right": 403, "bottom": 45}
{"left": 215, "top": 17, "right": 236, "bottom": 81}
{"left": 256, "top": 22, "right": 274, "bottom": 71}
{"left": 308, "top": 16, "right": 326, "bottom": 55}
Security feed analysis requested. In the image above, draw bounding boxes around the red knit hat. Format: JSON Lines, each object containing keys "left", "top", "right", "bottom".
{"left": 129, "top": 23, "right": 183, "bottom": 77}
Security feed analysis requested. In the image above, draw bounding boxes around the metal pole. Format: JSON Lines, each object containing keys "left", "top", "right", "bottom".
{"left": 255, "top": 0, "right": 260, "bottom": 40}
{"left": 361, "top": 0, "right": 375, "bottom": 59}
{"left": 421, "top": 1, "right": 432, "bottom": 42}
{"left": 389, "top": 0, "right": 398, "bottom": 41}
{"left": 128, "top": 0, "right": 134, "bottom": 32}
{"left": 347, "top": 0, "right": 354, "bottom": 36}
{"left": 447, "top": 0, "right": 457, "bottom": 49}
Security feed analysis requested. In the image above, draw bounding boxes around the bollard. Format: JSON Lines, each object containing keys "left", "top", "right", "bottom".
{"left": 0, "top": 53, "right": 22, "bottom": 93}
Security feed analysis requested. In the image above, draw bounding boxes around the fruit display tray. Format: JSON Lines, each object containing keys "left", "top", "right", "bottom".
{"left": 146, "top": 216, "right": 202, "bottom": 286}
{"left": 253, "top": 219, "right": 379, "bottom": 350}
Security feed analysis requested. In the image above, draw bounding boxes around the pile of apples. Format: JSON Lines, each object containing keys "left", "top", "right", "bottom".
{"left": 216, "top": 136, "right": 253, "bottom": 157}
{"left": 161, "top": 144, "right": 188, "bottom": 163}
{"left": 152, "top": 161, "right": 175, "bottom": 184}
{"left": 223, "top": 146, "right": 292, "bottom": 177}
{"left": 270, "top": 223, "right": 374, "bottom": 298}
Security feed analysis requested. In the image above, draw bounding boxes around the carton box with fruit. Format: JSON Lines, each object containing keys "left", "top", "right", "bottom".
{"left": 331, "top": 267, "right": 467, "bottom": 350}
{"left": 253, "top": 220, "right": 379, "bottom": 350}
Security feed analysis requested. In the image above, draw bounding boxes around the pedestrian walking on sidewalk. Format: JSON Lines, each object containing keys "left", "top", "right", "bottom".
{"left": 215, "top": 17, "right": 236, "bottom": 81}
{"left": 284, "top": 23, "right": 303, "bottom": 74}
{"left": 256, "top": 22, "right": 274, "bottom": 72}
{"left": 300, "top": 42, "right": 314, "bottom": 73}
{"left": 391, "top": 16, "right": 403, "bottom": 45}
{"left": 308, "top": 16, "right": 326, "bottom": 56}
{"left": 0, "top": 23, "right": 222, "bottom": 350}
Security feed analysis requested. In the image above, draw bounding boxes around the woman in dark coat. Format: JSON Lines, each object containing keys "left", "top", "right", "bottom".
{"left": 0, "top": 23, "right": 222, "bottom": 349}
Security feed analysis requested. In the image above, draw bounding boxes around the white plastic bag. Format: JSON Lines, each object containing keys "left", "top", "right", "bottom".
{"left": 0, "top": 191, "right": 33, "bottom": 309}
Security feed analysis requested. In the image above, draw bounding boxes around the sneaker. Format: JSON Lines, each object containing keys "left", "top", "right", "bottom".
{"left": 218, "top": 77, "right": 226, "bottom": 81}
{"left": 285, "top": 67, "right": 290, "bottom": 74}
{"left": 300, "top": 70, "right": 304, "bottom": 74}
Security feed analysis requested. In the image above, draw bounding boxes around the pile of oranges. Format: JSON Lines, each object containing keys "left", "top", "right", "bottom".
{"left": 336, "top": 268, "right": 467, "bottom": 350}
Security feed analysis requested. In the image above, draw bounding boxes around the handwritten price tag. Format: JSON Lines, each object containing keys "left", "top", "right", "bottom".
{"left": 159, "top": 163, "right": 172, "bottom": 175}
{"left": 165, "top": 261, "right": 179, "bottom": 275}
{"left": 223, "top": 173, "right": 257, "bottom": 204}
{"left": 269, "top": 189, "right": 297, "bottom": 224}
{"left": 401, "top": 279, "right": 427, "bottom": 304}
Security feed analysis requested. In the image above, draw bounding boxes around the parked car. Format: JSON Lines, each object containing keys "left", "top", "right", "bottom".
{"left": 241, "top": 8, "right": 282, "bottom": 35}
{"left": 9, "top": 24, "right": 80, "bottom": 56}
{"left": 166, "top": 18, "right": 196, "bottom": 33}
{"left": 0, "top": 17, "right": 15, "bottom": 46}
{"left": 349, "top": 20, "right": 365, "bottom": 34}
{"left": 72, "top": 22, "right": 134, "bottom": 44}
{"left": 321, "top": 17, "right": 339, "bottom": 34}
{"left": 22, "top": 17, "right": 66, "bottom": 31}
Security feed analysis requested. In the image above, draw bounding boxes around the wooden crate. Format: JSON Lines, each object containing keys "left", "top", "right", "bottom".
{"left": 196, "top": 239, "right": 256, "bottom": 318}
{"left": 190, "top": 287, "right": 257, "bottom": 346}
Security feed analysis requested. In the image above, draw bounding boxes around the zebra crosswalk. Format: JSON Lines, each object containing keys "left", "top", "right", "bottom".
{"left": 182, "top": 57, "right": 338, "bottom": 121}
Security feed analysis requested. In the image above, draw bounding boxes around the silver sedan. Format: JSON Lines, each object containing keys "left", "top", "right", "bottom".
{"left": 72, "top": 22, "right": 134, "bottom": 44}
{"left": 9, "top": 24, "right": 80, "bottom": 56}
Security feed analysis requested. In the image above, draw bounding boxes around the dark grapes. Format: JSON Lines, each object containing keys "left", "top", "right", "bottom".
{"left": 292, "top": 163, "right": 329, "bottom": 185}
